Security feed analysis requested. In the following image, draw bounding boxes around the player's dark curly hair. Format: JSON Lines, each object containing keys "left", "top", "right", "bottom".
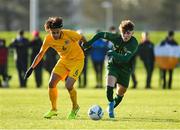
{"left": 44, "top": 17, "right": 63, "bottom": 31}
{"left": 119, "top": 20, "right": 134, "bottom": 33}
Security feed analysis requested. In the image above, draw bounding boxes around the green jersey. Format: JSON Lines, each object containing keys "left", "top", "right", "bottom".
{"left": 86, "top": 32, "right": 138, "bottom": 73}
{"left": 85, "top": 32, "right": 138, "bottom": 87}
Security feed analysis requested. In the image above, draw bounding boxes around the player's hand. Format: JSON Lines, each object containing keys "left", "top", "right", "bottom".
{"left": 24, "top": 67, "right": 33, "bottom": 79}
{"left": 82, "top": 42, "right": 92, "bottom": 51}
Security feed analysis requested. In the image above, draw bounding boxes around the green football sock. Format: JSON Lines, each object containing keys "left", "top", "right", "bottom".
{"left": 106, "top": 86, "right": 114, "bottom": 102}
{"left": 114, "top": 94, "right": 123, "bottom": 108}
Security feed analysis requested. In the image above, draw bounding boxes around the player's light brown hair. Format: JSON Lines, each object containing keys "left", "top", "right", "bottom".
{"left": 119, "top": 20, "right": 134, "bottom": 33}
{"left": 44, "top": 17, "right": 63, "bottom": 32}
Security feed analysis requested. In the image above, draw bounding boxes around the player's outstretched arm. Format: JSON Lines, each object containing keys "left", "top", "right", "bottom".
{"left": 82, "top": 32, "right": 106, "bottom": 50}
{"left": 24, "top": 50, "right": 45, "bottom": 79}
{"left": 24, "top": 67, "right": 34, "bottom": 79}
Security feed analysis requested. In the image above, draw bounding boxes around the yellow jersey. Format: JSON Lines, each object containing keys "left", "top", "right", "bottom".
{"left": 41, "top": 29, "right": 84, "bottom": 61}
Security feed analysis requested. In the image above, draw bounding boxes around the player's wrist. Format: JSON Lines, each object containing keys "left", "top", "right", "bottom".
{"left": 82, "top": 42, "right": 92, "bottom": 51}
{"left": 30, "top": 66, "right": 35, "bottom": 70}
{"left": 30, "top": 67, "right": 34, "bottom": 71}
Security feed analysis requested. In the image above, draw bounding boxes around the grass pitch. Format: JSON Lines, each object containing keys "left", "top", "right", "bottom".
{"left": 0, "top": 31, "right": 180, "bottom": 129}
{"left": 0, "top": 88, "right": 180, "bottom": 129}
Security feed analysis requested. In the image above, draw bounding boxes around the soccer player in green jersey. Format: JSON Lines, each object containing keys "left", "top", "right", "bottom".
{"left": 83, "top": 20, "right": 138, "bottom": 118}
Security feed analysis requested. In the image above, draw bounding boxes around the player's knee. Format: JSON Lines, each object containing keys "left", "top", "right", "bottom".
{"left": 65, "top": 82, "right": 73, "bottom": 91}
{"left": 49, "top": 81, "right": 55, "bottom": 88}
{"left": 116, "top": 86, "right": 126, "bottom": 96}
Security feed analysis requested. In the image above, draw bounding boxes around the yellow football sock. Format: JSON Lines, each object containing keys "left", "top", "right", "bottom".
{"left": 49, "top": 87, "right": 58, "bottom": 111}
{"left": 69, "top": 87, "right": 78, "bottom": 110}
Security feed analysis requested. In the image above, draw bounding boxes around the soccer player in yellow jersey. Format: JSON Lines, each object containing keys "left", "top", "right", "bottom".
{"left": 24, "top": 17, "right": 86, "bottom": 119}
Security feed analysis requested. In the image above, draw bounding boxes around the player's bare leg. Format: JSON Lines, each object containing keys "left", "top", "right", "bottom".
{"left": 44, "top": 73, "right": 61, "bottom": 118}
{"left": 114, "top": 84, "right": 127, "bottom": 108}
{"left": 66, "top": 77, "right": 79, "bottom": 119}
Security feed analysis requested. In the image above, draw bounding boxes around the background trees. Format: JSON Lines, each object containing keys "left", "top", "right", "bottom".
{"left": 0, "top": 0, "right": 179, "bottom": 31}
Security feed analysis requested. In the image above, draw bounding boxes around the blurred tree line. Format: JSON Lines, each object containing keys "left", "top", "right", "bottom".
{"left": 0, "top": 0, "right": 180, "bottom": 31}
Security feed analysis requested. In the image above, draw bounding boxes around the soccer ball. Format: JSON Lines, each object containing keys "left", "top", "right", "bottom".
{"left": 88, "top": 105, "right": 104, "bottom": 120}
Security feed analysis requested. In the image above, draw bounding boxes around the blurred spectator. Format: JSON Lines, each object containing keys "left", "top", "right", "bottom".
{"left": 108, "top": 26, "right": 118, "bottom": 49}
{"left": 43, "top": 48, "right": 58, "bottom": 75}
{"left": 9, "top": 29, "right": 29, "bottom": 87}
{"left": 130, "top": 53, "right": 138, "bottom": 89}
{"left": 160, "top": 31, "right": 178, "bottom": 89}
{"left": 138, "top": 32, "right": 155, "bottom": 89}
{"left": 29, "top": 31, "right": 43, "bottom": 88}
{"left": 0, "top": 39, "right": 11, "bottom": 87}
{"left": 109, "top": 26, "right": 118, "bottom": 34}
{"left": 77, "top": 30, "right": 88, "bottom": 88}
{"left": 90, "top": 30, "right": 109, "bottom": 88}
{"left": 78, "top": 48, "right": 88, "bottom": 88}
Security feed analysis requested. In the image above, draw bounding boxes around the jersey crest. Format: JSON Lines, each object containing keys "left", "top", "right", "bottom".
{"left": 65, "top": 40, "right": 70, "bottom": 45}
{"left": 123, "top": 47, "right": 132, "bottom": 56}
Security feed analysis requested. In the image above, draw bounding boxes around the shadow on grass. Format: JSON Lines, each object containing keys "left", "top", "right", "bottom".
{"left": 40, "top": 112, "right": 179, "bottom": 123}
{"left": 42, "top": 116, "right": 180, "bottom": 123}
{"left": 121, "top": 117, "right": 180, "bottom": 123}
{"left": 45, "top": 116, "right": 120, "bottom": 122}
